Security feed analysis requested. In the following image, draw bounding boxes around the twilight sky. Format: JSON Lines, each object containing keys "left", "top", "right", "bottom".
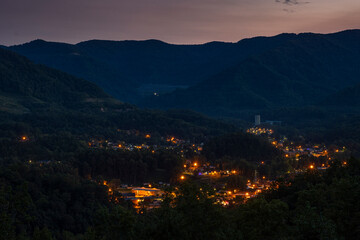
{"left": 1, "top": 0, "right": 360, "bottom": 46}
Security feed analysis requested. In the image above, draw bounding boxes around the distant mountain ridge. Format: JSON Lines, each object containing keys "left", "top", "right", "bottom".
{"left": 141, "top": 30, "right": 360, "bottom": 115}
{"left": 7, "top": 33, "right": 300, "bottom": 103}
{"left": 6, "top": 29, "right": 360, "bottom": 115}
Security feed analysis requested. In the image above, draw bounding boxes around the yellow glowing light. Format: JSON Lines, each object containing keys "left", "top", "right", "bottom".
{"left": 22, "top": 136, "right": 27, "bottom": 140}
{"left": 262, "top": 176, "right": 266, "bottom": 179}
{"left": 309, "top": 165, "right": 314, "bottom": 169}
{"left": 180, "top": 175, "right": 185, "bottom": 180}
{"left": 183, "top": 164, "right": 187, "bottom": 168}
{"left": 343, "top": 161, "right": 347, "bottom": 165}
{"left": 193, "top": 162, "right": 197, "bottom": 167}
{"left": 145, "top": 134, "right": 151, "bottom": 138}
{"left": 245, "top": 192, "right": 249, "bottom": 196}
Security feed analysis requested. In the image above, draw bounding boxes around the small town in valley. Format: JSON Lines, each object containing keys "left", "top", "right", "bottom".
{"left": 88, "top": 120, "right": 349, "bottom": 211}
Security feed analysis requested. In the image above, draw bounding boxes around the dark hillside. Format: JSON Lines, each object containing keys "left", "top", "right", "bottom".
{"left": 143, "top": 30, "right": 360, "bottom": 114}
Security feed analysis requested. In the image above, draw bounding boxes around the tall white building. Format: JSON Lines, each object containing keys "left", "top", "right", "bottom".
{"left": 255, "top": 115, "right": 261, "bottom": 126}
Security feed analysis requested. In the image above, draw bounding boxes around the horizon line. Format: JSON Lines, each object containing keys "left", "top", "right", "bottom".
{"left": 5, "top": 28, "right": 360, "bottom": 47}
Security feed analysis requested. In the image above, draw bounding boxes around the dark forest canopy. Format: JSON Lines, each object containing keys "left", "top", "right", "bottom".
{"left": 1, "top": 157, "right": 359, "bottom": 240}
{"left": 203, "top": 132, "right": 280, "bottom": 163}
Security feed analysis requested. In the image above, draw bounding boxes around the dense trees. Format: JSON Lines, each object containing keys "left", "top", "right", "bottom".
{"left": 1, "top": 158, "right": 359, "bottom": 240}
{"left": 0, "top": 162, "right": 109, "bottom": 240}
{"left": 1, "top": 108, "right": 359, "bottom": 240}
{"left": 86, "top": 158, "right": 360, "bottom": 240}
{"left": 76, "top": 149, "right": 183, "bottom": 184}
{"left": 134, "top": 182, "right": 242, "bottom": 240}
{"left": 203, "top": 132, "right": 280, "bottom": 163}
{"left": 202, "top": 133, "right": 285, "bottom": 179}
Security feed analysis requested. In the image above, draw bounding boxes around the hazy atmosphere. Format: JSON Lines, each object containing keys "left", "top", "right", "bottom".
{"left": 1, "top": 0, "right": 360, "bottom": 45}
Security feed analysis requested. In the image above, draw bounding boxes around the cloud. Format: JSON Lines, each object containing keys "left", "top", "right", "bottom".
{"left": 276, "top": 0, "right": 310, "bottom": 13}
{"left": 283, "top": 8, "right": 295, "bottom": 13}
{"left": 275, "top": 0, "right": 310, "bottom": 5}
